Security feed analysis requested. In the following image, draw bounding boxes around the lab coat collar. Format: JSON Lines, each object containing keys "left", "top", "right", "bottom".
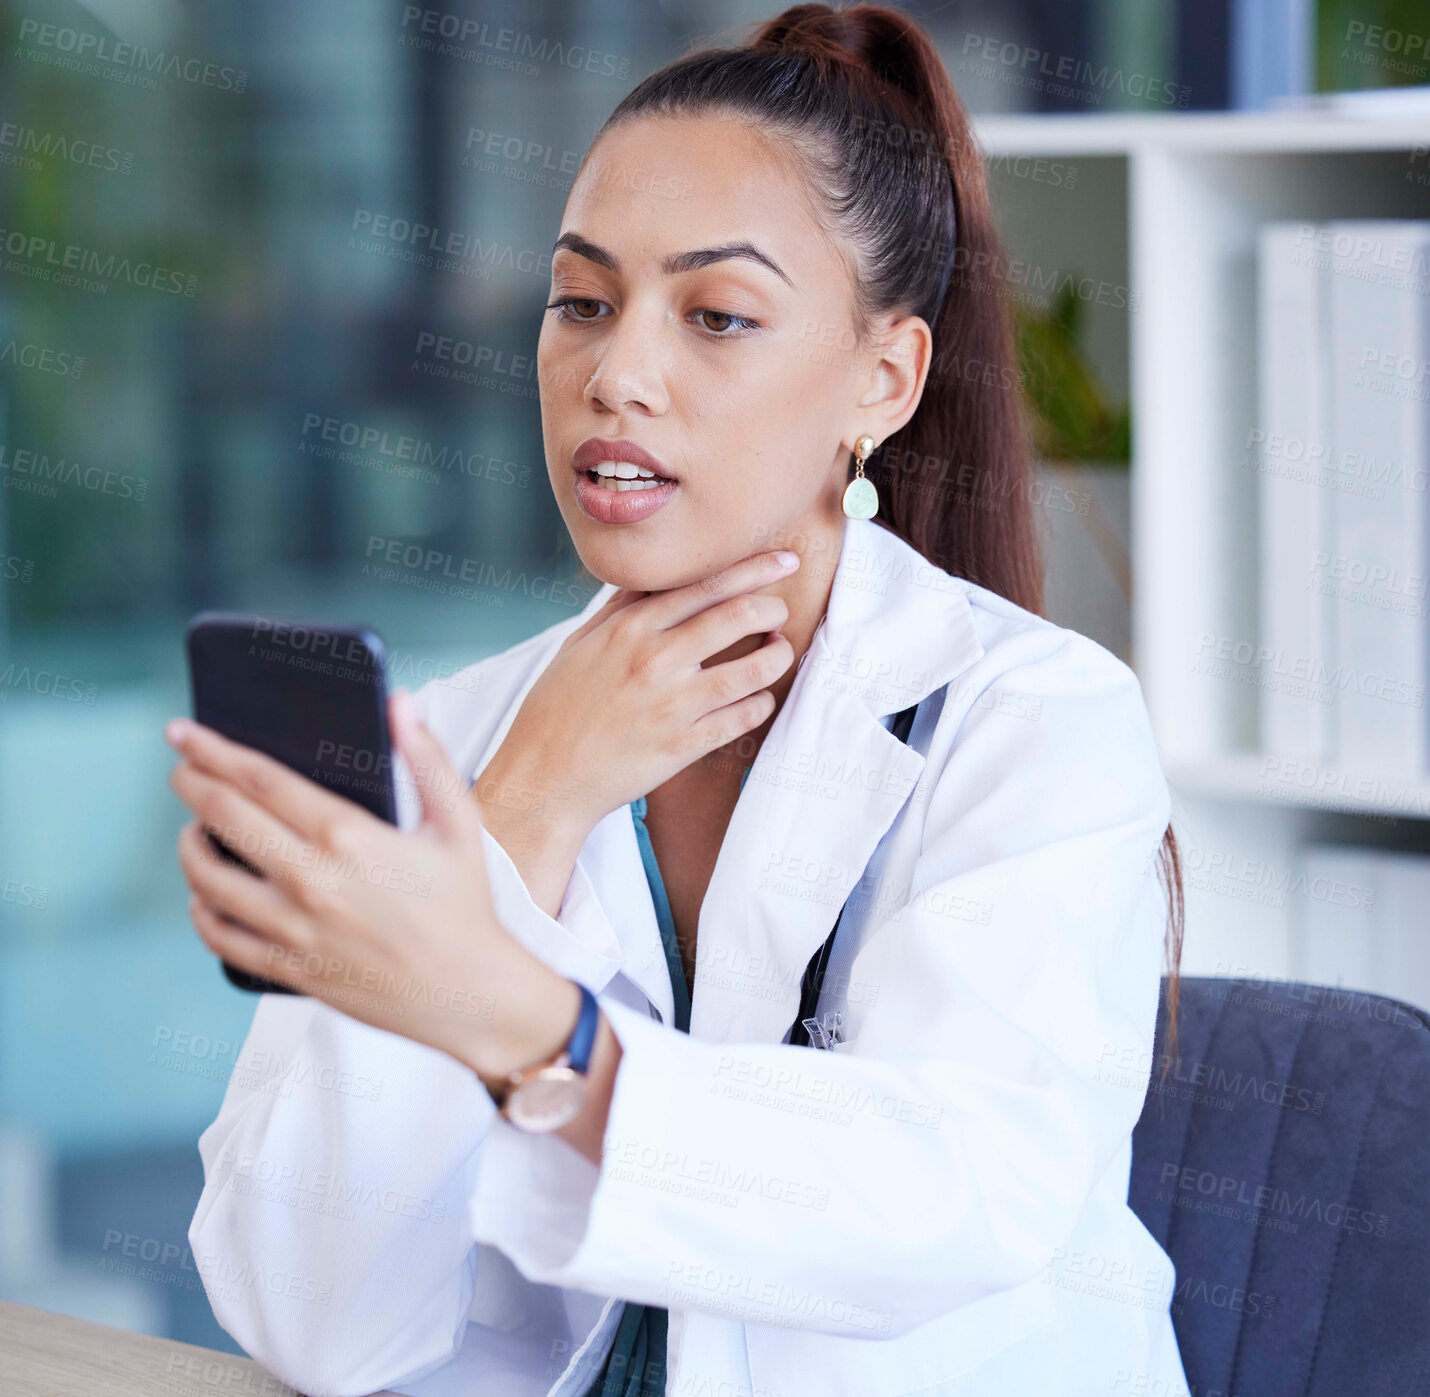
{"left": 468, "top": 519, "right": 985, "bottom": 1039}
{"left": 681, "top": 518, "right": 985, "bottom": 1042}
{"left": 564, "top": 519, "right": 983, "bottom": 1041}
{"left": 809, "top": 516, "right": 985, "bottom": 716}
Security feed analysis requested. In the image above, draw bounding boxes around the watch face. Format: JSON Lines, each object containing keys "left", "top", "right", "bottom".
{"left": 506, "top": 1066, "right": 587, "bottom": 1133}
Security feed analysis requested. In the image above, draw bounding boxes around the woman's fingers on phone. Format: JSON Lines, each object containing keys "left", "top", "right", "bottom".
{"left": 692, "top": 629, "right": 795, "bottom": 716}
{"left": 178, "top": 820, "right": 300, "bottom": 947}
{"left": 389, "top": 690, "right": 482, "bottom": 841}
{"left": 170, "top": 719, "right": 375, "bottom": 848}
{"left": 644, "top": 550, "right": 799, "bottom": 630}
{"left": 169, "top": 758, "right": 311, "bottom": 883}
{"left": 188, "top": 894, "right": 306, "bottom": 991}
{"left": 189, "top": 893, "right": 265, "bottom": 971}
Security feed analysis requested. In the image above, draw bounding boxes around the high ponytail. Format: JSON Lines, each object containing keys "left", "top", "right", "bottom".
{"left": 593, "top": 2, "right": 1184, "bottom": 1071}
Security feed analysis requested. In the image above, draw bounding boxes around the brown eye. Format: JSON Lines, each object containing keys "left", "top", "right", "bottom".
{"left": 546, "top": 297, "right": 608, "bottom": 323}
{"left": 693, "top": 308, "right": 759, "bottom": 336}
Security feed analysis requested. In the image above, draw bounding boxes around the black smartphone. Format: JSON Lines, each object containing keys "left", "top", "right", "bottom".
{"left": 184, "top": 611, "right": 399, "bottom": 994}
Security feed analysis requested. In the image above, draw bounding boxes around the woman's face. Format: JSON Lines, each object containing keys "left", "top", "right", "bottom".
{"left": 539, "top": 112, "right": 918, "bottom": 592}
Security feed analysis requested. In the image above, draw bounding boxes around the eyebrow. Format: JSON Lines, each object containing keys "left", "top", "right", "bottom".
{"left": 552, "top": 231, "right": 795, "bottom": 289}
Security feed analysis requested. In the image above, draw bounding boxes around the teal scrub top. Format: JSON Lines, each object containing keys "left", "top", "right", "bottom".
{"left": 583, "top": 770, "right": 750, "bottom": 1396}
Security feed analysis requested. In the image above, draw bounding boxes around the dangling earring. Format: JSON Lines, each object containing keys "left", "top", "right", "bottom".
{"left": 842, "top": 434, "right": 878, "bottom": 520}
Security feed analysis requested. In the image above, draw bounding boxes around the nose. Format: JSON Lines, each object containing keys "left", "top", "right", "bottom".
{"left": 581, "top": 311, "right": 669, "bottom": 416}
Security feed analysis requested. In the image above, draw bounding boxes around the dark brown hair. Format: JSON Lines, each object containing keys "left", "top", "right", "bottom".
{"left": 594, "top": 2, "right": 1184, "bottom": 1070}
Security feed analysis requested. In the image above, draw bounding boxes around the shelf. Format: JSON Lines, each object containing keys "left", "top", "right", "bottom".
{"left": 1168, "top": 754, "right": 1430, "bottom": 822}
{"left": 972, "top": 109, "right": 1430, "bottom": 156}
{"left": 972, "top": 116, "right": 1430, "bottom": 811}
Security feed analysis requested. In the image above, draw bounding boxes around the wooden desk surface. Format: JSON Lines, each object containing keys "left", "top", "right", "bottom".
{"left": 0, "top": 1300, "right": 396, "bottom": 1397}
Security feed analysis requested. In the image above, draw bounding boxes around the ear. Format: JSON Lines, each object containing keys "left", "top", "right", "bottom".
{"left": 856, "top": 313, "right": 934, "bottom": 441}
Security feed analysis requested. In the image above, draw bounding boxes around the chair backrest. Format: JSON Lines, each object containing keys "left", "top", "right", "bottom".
{"left": 1130, "top": 975, "right": 1430, "bottom": 1397}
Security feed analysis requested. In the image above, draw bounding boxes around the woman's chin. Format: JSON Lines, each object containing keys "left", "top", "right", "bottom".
{"left": 587, "top": 561, "right": 680, "bottom": 593}
{"left": 578, "top": 543, "right": 714, "bottom": 595}
{"left": 564, "top": 526, "right": 676, "bottom": 591}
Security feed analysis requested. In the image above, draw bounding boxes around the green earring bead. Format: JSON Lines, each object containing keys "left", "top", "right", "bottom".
{"left": 842, "top": 434, "right": 878, "bottom": 519}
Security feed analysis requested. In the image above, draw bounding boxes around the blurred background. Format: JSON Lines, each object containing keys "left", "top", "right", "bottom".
{"left": 1, "top": 0, "right": 1428, "bottom": 1356}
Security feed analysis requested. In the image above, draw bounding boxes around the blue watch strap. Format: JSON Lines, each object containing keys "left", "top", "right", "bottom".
{"left": 565, "top": 981, "right": 599, "bottom": 1075}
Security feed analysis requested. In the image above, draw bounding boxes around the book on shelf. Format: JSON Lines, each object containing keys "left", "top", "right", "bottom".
{"left": 1326, "top": 221, "right": 1430, "bottom": 771}
{"left": 1297, "top": 843, "right": 1430, "bottom": 1017}
{"left": 1257, "top": 219, "right": 1430, "bottom": 772}
{"left": 1256, "top": 222, "right": 1332, "bottom": 761}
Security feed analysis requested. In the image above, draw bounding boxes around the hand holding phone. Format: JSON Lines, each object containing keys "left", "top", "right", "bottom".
{"left": 168, "top": 651, "right": 580, "bottom": 1082}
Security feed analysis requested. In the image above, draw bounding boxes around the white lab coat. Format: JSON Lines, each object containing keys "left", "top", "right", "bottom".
{"left": 189, "top": 516, "right": 1193, "bottom": 1397}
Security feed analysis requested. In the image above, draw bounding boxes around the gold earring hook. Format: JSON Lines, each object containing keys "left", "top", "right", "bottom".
{"left": 843, "top": 435, "right": 879, "bottom": 520}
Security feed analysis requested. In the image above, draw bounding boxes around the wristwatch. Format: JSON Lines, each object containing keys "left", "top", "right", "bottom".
{"left": 486, "top": 980, "right": 599, "bottom": 1132}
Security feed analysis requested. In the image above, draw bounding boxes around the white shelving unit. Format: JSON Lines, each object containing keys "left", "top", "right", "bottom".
{"left": 972, "top": 110, "right": 1430, "bottom": 985}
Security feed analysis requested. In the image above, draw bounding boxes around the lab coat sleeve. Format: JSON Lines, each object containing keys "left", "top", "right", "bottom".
{"left": 466, "top": 630, "right": 1175, "bottom": 1341}
{"left": 187, "top": 993, "right": 498, "bottom": 1397}
{"left": 186, "top": 683, "right": 621, "bottom": 1397}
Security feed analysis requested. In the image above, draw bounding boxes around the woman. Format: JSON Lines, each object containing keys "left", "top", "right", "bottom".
{"left": 173, "top": 6, "right": 1191, "bottom": 1396}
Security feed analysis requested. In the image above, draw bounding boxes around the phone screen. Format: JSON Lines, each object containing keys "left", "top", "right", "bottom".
{"left": 184, "top": 612, "right": 399, "bottom": 993}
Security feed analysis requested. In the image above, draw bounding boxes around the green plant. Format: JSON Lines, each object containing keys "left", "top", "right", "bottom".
{"left": 1316, "top": 0, "right": 1428, "bottom": 92}
{"left": 1014, "top": 282, "right": 1131, "bottom": 464}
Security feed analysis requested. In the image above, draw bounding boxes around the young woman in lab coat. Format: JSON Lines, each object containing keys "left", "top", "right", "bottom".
{"left": 170, "top": 6, "right": 1192, "bottom": 1396}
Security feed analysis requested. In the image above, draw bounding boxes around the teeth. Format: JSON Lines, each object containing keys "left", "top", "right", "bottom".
{"left": 590, "top": 475, "right": 668, "bottom": 491}
{"left": 592, "top": 460, "right": 661, "bottom": 479}
{"left": 585, "top": 458, "right": 673, "bottom": 491}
